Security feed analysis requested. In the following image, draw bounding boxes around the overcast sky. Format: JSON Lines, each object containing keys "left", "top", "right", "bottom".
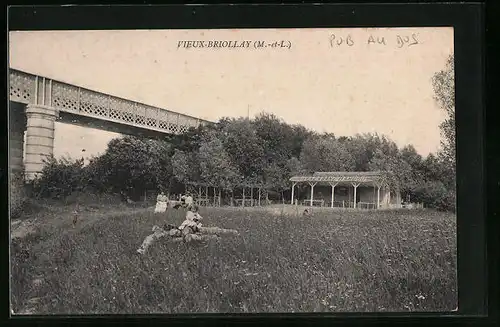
{"left": 9, "top": 27, "right": 453, "bottom": 160}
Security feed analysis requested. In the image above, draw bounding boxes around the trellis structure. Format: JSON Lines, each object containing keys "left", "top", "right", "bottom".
{"left": 184, "top": 182, "right": 223, "bottom": 207}
{"left": 184, "top": 181, "right": 271, "bottom": 207}
{"left": 289, "top": 171, "right": 402, "bottom": 209}
{"left": 233, "top": 181, "right": 272, "bottom": 207}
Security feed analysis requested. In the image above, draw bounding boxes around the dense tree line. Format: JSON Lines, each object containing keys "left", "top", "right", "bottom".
{"left": 30, "top": 55, "right": 456, "bottom": 212}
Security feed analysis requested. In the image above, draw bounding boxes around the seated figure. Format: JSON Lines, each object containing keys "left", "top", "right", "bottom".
{"left": 137, "top": 205, "right": 239, "bottom": 254}
{"left": 154, "top": 192, "right": 168, "bottom": 213}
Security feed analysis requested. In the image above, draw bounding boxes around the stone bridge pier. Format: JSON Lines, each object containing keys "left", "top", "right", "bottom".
{"left": 9, "top": 102, "right": 58, "bottom": 181}
{"left": 24, "top": 105, "right": 58, "bottom": 181}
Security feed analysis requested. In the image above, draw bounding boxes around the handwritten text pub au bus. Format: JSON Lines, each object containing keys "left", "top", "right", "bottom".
{"left": 330, "top": 33, "right": 420, "bottom": 48}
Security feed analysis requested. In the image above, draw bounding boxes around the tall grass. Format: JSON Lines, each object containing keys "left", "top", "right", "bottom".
{"left": 10, "top": 172, "right": 26, "bottom": 219}
{"left": 10, "top": 206, "right": 457, "bottom": 314}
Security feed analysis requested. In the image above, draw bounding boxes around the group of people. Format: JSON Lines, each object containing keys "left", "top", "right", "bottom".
{"left": 137, "top": 191, "right": 239, "bottom": 255}
{"left": 154, "top": 192, "right": 194, "bottom": 213}
{"left": 137, "top": 203, "right": 206, "bottom": 254}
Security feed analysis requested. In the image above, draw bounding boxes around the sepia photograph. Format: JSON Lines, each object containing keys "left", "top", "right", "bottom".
{"left": 9, "top": 27, "right": 457, "bottom": 314}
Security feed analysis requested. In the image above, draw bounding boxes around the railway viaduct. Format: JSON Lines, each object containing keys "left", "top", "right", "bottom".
{"left": 9, "top": 68, "right": 212, "bottom": 181}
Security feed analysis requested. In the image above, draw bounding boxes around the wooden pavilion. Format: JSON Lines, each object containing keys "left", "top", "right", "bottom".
{"left": 289, "top": 171, "right": 402, "bottom": 209}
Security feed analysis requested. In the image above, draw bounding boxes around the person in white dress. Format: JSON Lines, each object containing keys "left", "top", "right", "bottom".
{"left": 154, "top": 192, "right": 168, "bottom": 213}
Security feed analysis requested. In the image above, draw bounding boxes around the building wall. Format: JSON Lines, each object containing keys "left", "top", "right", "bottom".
{"left": 298, "top": 184, "right": 378, "bottom": 205}
{"left": 357, "top": 186, "right": 377, "bottom": 203}
{"left": 302, "top": 185, "right": 351, "bottom": 204}
{"left": 334, "top": 185, "right": 352, "bottom": 203}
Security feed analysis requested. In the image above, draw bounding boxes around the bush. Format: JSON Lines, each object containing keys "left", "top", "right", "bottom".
{"left": 62, "top": 190, "right": 125, "bottom": 207}
{"left": 84, "top": 136, "right": 173, "bottom": 200}
{"left": 413, "top": 181, "right": 456, "bottom": 212}
{"left": 10, "top": 171, "right": 26, "bottom": 218}
{"left": 31, "top": 156, "right": 87, "bottom": 199}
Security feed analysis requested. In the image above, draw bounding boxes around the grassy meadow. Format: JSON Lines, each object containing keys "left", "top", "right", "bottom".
{"left": 10, "top": 201, "right": 457, "bottom": 314}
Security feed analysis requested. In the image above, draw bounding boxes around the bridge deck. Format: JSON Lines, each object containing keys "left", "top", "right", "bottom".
{"left": 9, "top": 68, "right": 212, "bottom": 135}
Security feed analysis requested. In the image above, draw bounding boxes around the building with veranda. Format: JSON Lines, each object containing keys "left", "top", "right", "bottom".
{"left": 289, "top": 171, "right": 402, "bottom": 209}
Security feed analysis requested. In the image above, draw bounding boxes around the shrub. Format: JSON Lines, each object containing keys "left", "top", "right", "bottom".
{"left": 10, "top": 170, "right": 26, "bottom": 218}
{"left": 413, "top": 181, "right": 456, "bottom": 212}
{"left": 31, "top": 156, "right": 86, "bottom": 199}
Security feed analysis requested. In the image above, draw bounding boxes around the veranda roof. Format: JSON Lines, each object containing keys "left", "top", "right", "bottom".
{"left": 185, "top": 180, "right": 264, "bottom": 189}
{"left": 290, "top": 171, "right": 390, "bottom": 184}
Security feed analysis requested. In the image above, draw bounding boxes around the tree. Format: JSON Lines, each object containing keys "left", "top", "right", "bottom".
{"left": 341, "top": 134, "right": 372, "bottom": 171}
{"left": 251, "top": 113, "right": 308, "bottom": 193}
{"left": 299, "top": 135, "right": 356, "bottom": 173}
{"left": 147, "top": 139, "right": 174, "bottom": 192}
{"left": 218, "top": 117, "right": 266, "bottom": 179}
{"left": 290, "top": 124, "right": 315, "bottom": 158}
{"left": 368, "top": 148, "right": 417, "bottom": 199}
{"left": 262, "top": 162, "right": 289, "bottom": 194}
{"left": 432, "top": 54, "right": 455, "bottom": 173}
{"left": 86, "top": 136, "right": 173, "bottom": 199}
{"left": 169, "top": 124, "right": 208, "bottom": 153}
{"left": 252, "top": 112, "right": 296, "bottom": 164}
{"left": 287, "top": 156, "right": 305, "bottom": 176}
{"left": 197, "top": 131, "right": 241, "bottom": 190}
{"left": 421, "top": 153, "right": 445, "bottom": 183}
{"left": 399, "top": 145, "right": 425, "bottom": 189}
{"left": 171, "top": 149, "right": 200, "bottom": 187}
{"left": 368, "top": 149, "right": 400, "bottom": 190}
{"left": 400, "top": 145, "right": 424, "bottom": 171}
{"left": 429, "top": 53, "right": 456, "bottom": 211}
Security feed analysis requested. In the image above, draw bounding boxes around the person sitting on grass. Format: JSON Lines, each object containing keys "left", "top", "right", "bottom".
{"left": 178, "top": 205, "right": 241, "bottom": 242}
{"left": 165, "top": 193, "right": 185, "bottom": 210}
{"left": 137, "top": 205, "right": 239, "bottom": 254}
{"left": 170, "top": 200, "right": 183, "bottom": 210}
{"left": 180, "top": 193, "right": 194, "bottom": 208}
{"left": 178, "top": 205, "right": 204, "bottom": 240}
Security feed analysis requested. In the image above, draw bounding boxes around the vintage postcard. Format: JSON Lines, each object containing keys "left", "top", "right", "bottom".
{"left": 9, "top": 27, "right": 456, "bottom": 314}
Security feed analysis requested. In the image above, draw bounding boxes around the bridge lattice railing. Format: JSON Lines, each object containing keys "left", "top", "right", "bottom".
{"left": 9, "top": 69, "right": 210, "bottom": 135}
